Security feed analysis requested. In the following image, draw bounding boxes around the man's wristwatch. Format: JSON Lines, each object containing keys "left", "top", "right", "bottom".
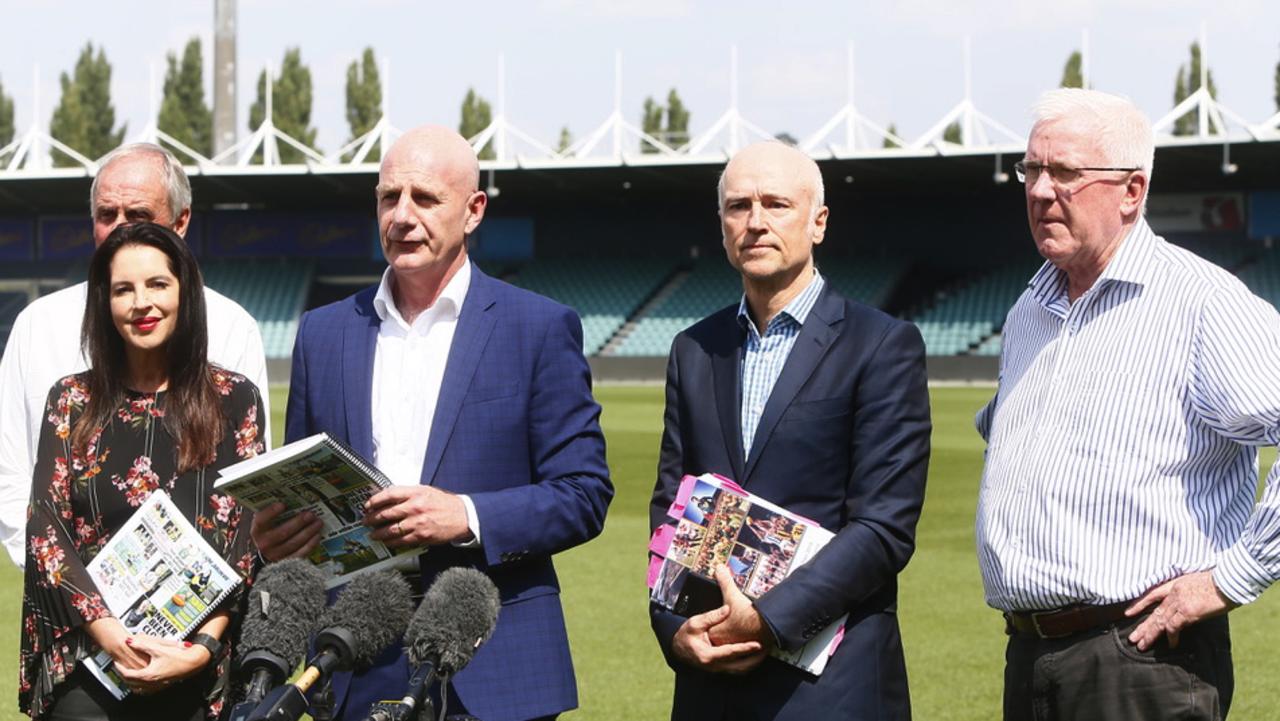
{"left": 189, "top": 632, "right": 224, "bottom": 660}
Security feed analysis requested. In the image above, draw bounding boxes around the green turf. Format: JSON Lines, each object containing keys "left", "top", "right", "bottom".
{"left": 2, "top": 385, "right": 1276, "bottom": 720}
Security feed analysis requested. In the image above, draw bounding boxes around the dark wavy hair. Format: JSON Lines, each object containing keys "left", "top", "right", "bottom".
{"left": 72, "top": 222, "right": 225, "bottom": 473}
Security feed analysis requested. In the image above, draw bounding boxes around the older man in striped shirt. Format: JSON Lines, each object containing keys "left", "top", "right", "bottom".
{"left": 977, "top": 88, "right": 1280, "bottom": 720}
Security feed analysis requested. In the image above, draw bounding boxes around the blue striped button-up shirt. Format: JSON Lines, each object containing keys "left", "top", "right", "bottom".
{"left": 738, "top": 272, "right": 825, "bottom": 458}
{"left": 976, "top": 219, "right": 1280, "bottom": 611}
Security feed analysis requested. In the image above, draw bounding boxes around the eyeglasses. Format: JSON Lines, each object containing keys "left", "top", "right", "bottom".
{"left": 1014, "top": 161, "right": 1141, "bottom": 187}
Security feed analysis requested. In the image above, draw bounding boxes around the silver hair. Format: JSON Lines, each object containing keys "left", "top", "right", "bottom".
{"left": 89, "top": 143, "right": 193, "bottom": 219}
{"left": 716, "top": 142, "right": 826, "bottom": 215}
{"left": 1030, "top": 89, "right": 1155, "bottom": 179}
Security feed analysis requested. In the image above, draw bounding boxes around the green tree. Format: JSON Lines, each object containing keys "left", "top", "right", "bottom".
{"left": 665, "top": 89, "right": 690, "bottom": 148}
{"left": 344, "top": 47, "right": 382, "bottom": 161}
{"left": 459, "top": 88, "right": 493, "bottom": 160}
{"left": 0, "top": 75, "right": 14, "bottom": 148}
{"left": 1060, "top": 50, "right": 1084, "bottom": 89}
{"left": 883, "top": 123, "right": 901, "bottom": 149}
{"left": 49, "top": 43, "right": 125, "bottom": 166}
{"left": 557, "top": 126, "right": 572, "bottom": 154}
{"left": 1172, "top": 41, "right": 1217, "bottom": 136}
{"left": 943, "top": 121, "right": 962, "bottom": 144}
{"left": 641, "top": 96, "right": 663, "bottom": 153}
{"left": 158, "top": 37, "right": 212, "bottom": 157}
{"left": 248, "top": 47, "right": 319, "bottom": 164}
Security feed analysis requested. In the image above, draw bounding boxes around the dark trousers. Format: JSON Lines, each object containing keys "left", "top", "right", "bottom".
{"left": 1003, "top": 614, "right": 1233, "bottom": 721}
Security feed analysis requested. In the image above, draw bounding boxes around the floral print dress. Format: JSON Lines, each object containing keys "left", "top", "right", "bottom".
{"left": 19, "top": 368, "right": 265, "bottom": 720}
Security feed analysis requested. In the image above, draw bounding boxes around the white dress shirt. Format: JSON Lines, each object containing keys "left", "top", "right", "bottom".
{"left": 0, "top": 281, "right": 270, "bottom": 568}
{"left": 976, "top": 219, "right": 1280, "bottom": 612}
{"left": 370, "top": 262, "right": 481, "bottom": 545}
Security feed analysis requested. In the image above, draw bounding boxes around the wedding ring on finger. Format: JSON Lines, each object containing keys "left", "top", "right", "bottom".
{"left": 392, "top": 521, "right": 402, "bottom": 536}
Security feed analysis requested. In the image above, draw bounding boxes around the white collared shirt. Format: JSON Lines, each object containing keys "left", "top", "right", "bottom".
{"left": 0, "top": 281, "right": 269, "bottom": 568}
{"left": 370, "top": 261, "right": 481, "bottom": 544}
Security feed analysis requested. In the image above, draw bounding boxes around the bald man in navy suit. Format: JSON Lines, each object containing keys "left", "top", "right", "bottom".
{"left": 649, "top": 142, "right": 931, "bottom": 720}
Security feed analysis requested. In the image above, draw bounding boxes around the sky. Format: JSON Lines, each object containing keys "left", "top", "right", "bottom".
{"left": 1, "top": 0, "right": 1278, "bottom": 156}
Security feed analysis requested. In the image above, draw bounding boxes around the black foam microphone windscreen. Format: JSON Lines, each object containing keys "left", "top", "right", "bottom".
{"left": 405, "top": 567, "right": 501, "bottom": 675}
{"left": 237, "top": 559, "right": 329, "bottom": 670}
{"left": 322, "top": 569, "right": 416, "bottom": 669}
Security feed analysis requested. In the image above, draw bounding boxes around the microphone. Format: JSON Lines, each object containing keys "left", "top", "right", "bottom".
{"left": 364, "top": 568, "right": 500, "bottom": 721}
{"left": 249, "top": 570, "right": 415, "bottom": 721}
{"left": 224, "top": 560, "right": 328, "bottom": 721}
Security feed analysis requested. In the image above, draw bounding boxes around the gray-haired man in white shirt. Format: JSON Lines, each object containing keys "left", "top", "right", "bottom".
{"left": 0, "top": 143, "right": 269, "bottom": 568}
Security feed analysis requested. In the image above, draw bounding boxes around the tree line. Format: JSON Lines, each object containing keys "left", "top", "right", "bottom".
{"left": 1, "top": 40, "right": 1278, "bottom": 164}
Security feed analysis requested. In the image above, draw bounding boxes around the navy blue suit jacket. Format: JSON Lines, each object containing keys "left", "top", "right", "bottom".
{"left": 649, "top": 283, "right": 930, "bottom": 720}
{"left": 287, "top": 264, "right": 612, "bottom": 721}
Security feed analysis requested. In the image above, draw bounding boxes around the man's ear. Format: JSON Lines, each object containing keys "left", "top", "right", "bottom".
{"left": 1119, "top": 172, "right": 1148, "bottom": 218}
{"left": 172, "top": 207, "right": 192, "bottom": 238}
{"left": 464, "top": 191, "right": 488, "bottom": 235}
{"left": 811, "top": 205, "right": 829, "bottom": 246}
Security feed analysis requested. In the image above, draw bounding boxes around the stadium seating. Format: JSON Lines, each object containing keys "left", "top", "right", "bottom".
{"left": 612, "top": 258, "right": 743, "bottom": 357}
{"left": 910, "top": 261, "right": 1040, "bottom": 356}
{"left": 608, "top": 255, "right": 908, "bottom": 357}
{"left": 201, "top": 260, "right": 313, "bottom": 359}
{"left": 819, "top": 256, "right": 907, "bottom": 308}
{"left": 511, "top": 258, "right": 675, "bottom": 355}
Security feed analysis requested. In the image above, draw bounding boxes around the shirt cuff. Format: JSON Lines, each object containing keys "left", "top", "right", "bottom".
{"left": 1213, "top": 543, "right": 1275, "bottom": 605}
{"left": 453, "top": 494, "right": 482, "bottom": 549}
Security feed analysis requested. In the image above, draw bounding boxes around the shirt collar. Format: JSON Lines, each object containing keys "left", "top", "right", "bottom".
{"left": 1027, "top": 217, "right": 1157, "bottom": 309}
{"left": 736, "top": 269, "right": 825, "bottom": 333}
{"left": 373, "top": 258, "right": 472, "bottom": 329}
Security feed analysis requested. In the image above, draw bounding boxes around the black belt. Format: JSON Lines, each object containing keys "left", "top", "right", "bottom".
{"left": 1003, "top": 601, "right": 1131, "bottom": 639}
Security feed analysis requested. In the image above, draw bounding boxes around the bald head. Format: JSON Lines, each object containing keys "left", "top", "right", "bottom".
{"left": 382, "top": 125, "right": 480, "bottom": 195}
{"left": 375, "top": 125, "right": 488, "bottom": 296}
{"left": 718, "top": 142, "right": 825, "bottom": 211}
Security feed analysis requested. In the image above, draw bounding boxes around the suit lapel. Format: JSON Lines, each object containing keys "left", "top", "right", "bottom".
{"left": 742, "top": 287, "right": 844, "bottom": 482}
{"left": 419, "top": 265, "right": 497, "bottom": 487}
{"left": 711, "top": 314, "right": 747, "bottom": 482}
{"left": 343, "top": 292, "right": 379, "bottom": 460}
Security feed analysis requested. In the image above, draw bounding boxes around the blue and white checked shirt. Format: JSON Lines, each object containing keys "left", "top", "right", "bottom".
{"left": 976, "top": 218, "right": 1280, "bottom": 611}
{"left": 737, "top": 271, "right": 825, "bottom": 458}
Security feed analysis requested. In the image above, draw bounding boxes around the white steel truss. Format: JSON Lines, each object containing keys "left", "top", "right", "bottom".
{"left": 466, "top": 54, "right": 562, "bottom": 167}
{"left": 3, "top": 31, "right": 1280, "bottom": 182}
{"left": 132, "top": 63, "right": 216, "bottom": 169}
{"left": 210, "top": 63, "right": 327, "bottom": 169}
{"left": 0, "top": 66, "right": 98, "bottom": 175}
{"left": 1151, "top": 27, "right": 1260, "bottom": 142}
{"left": 327, "top": 56, "right": 400, "bottom": 167}
{"left": 684, "top": 46, "right": 774, "bottom": 157}
{"left": 802, "top": 43, "right": 908, "bottom": 157}
{"left": 911, "top": 38, "right": 1023, "bottom": 153}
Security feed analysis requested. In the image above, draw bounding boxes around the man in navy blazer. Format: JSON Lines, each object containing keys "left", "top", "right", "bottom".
{"left": 253, "top": 126, "right": 612, "bottom": 721}
{"left": 649, "top": 142, "right": 931, "bottom": 720}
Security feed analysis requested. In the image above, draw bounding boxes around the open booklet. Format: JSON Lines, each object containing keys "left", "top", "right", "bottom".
{"left": 214, "top": 432, "right": 422, "bottom": 589}
{"left": 82, "top": 490, "right": 242, "bottom": 700}
{"left": 647, "top": 473, "right": 847, "bottom": 676}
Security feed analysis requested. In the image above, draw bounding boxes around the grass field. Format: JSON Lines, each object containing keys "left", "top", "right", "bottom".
{"left": 1, "top": 385, "right": 1276, "bottom": 719}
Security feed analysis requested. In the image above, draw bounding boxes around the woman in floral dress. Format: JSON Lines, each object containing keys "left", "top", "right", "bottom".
{"left": 19, "top": 222, "right": 265, "bottom": 720}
